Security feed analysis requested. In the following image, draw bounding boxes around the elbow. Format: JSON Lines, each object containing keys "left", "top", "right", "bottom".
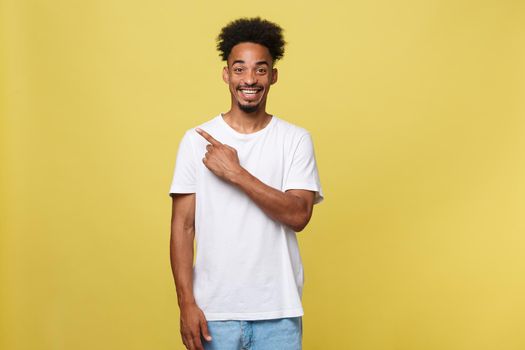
{"left": 284, "top": 194, "right": 314, "bottom": 232}
{"left": 291, "top": 223, "right": 307, "bottom": 233}
{"left": 289, "top": 211, "right": 312, "bottom": 233}
{"left": 170, "top": 219, "right": 195, "bottom": 239}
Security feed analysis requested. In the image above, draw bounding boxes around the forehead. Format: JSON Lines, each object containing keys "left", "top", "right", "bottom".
{"left": 228, "top": 42, "right": 273, "bottom": 65}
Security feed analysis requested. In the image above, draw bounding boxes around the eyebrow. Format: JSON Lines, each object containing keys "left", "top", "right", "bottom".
{"left": 231, "top": 60, "right": 270, "bottom": 66}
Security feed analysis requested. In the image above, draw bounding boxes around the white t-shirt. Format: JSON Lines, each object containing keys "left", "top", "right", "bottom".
{"left": 168, "top": 113, "right": 324, "bottom": 321}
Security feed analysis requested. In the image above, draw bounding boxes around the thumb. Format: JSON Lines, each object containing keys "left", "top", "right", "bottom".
{"left": 200, "top": 317, "right": 212, "bottom": 342}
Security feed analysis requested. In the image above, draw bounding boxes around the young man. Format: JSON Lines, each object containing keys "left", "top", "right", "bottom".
{"left": 169, "top": 17, "right": 324, "bottom": 350}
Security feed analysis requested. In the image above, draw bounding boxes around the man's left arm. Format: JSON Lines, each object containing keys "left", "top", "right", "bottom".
{"left": 233, "top": 170, "right": 315, "bottom": 232}
{"left": 196, "top": 127, "right": 316, "bottom": 232}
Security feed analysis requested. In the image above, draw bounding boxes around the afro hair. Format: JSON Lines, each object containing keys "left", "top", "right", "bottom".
{"left": 216, "top": 17, "right": 286, "bottom": 64}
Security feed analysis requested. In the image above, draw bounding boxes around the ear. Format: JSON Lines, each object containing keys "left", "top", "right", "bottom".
{"left": 271, "top": 68, "right": 278, "bottom": 85}
{"left": 222, "top": 66, "right": 229, "bottom": 84}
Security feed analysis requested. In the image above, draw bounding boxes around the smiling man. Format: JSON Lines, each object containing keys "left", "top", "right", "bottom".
{"left": 168, "top": 17, "right": 324, "bottom": 350}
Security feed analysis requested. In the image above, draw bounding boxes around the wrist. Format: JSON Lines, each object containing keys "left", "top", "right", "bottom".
{"left": 177, "top": 294, "right": 196, "bottom": 308}
{"left": 179, "top": 299, "right": 196, "bottom": 309}
{"left": 229, "top": 166, "right": 250, "bottom": 185}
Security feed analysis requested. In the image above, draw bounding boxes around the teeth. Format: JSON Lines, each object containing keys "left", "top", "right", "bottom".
{"left": 241, "top": 89, "right": 259, "bottom": 94}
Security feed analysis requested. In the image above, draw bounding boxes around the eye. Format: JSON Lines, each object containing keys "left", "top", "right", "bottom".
{"left": 257, "top": 68, "right": 267, "bottom": 74}
{"left": 233, "top": 67, "right": 244, "bottom": 73}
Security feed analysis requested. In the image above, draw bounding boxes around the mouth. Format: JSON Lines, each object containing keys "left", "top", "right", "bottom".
{"left": 238, "top": 87, "right": 263, "bottom": 101}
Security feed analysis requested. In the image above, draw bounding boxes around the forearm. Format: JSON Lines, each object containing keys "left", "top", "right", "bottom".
{"left": 170, "top": 224, "right": 196, "bottom": 307}
{"left": 231, "top": 168, "right": 310, "bottom": 232}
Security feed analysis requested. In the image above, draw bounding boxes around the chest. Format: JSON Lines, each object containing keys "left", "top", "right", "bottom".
{"left": 195, "top": 133, "right": 291, "bottom": 189}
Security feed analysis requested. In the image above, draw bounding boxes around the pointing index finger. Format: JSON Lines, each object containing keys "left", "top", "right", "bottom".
{"left": 195, "top": 128, "right": 221, "bottom": 146}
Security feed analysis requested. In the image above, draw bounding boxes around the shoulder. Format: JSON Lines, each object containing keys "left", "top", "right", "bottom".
{"left": 272, "top": 115, "right": 312, "bottom": 144}
{"left": 182, "top": 115, "right": 222, "bottom": 141}
{"left": 273, "top": 115, "right": 310, "bottom": 136}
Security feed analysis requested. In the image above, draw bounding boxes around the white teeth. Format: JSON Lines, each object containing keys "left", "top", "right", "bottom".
{"left": 241, "top": 89, "right": 259, "bottom": 94}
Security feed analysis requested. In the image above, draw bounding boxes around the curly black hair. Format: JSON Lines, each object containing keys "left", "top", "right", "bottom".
{"left": 216, "top": 17, "right": 286, "bottom": 64}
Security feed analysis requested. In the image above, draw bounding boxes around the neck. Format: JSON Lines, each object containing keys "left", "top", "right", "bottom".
{"left": 222, "top": 104, "right": 272, "bottom": 134}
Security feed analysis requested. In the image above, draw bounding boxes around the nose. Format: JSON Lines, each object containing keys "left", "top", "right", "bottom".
{"left": 243, "top": 69, "right": 257, "bottom": 85}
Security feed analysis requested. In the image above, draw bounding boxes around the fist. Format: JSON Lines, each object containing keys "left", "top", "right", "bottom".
{"left": 196, "top": 128, "right": 243, "bottom": 182}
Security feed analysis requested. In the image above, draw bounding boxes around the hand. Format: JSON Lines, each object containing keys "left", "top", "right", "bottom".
{"left": 179, "top": 302, "right": 212, "bottom": 350}
{"left": 196, "top": 128, "right": 244, "bottom": 182}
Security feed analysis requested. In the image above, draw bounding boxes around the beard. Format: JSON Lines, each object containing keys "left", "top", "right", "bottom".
{"left": 238, "top": 101, "right": 259, "bottom": 113}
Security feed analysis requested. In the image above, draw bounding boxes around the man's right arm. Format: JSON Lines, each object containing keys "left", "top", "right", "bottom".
{"left": 170, "top": 193, "right": 212, "bottom": 350}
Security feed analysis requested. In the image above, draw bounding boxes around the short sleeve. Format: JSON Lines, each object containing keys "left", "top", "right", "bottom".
{"left": 283, "top": 132, "right": 324, "bottom": 204}
{"left": 168, "top": 131, "right": 196, "bottom": 195}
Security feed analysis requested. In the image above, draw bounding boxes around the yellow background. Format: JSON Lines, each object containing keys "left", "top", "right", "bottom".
{"left": 1, "top": 0, "right": 524, "bottom": 349}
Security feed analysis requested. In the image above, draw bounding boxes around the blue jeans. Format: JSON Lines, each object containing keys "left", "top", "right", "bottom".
{"left": 202, "top": 317, "right": 302, "bottom": 350}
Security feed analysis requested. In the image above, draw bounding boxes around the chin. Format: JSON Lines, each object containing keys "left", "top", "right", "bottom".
{"left": 237, "top": 101, "right": 260, "bottom": 113}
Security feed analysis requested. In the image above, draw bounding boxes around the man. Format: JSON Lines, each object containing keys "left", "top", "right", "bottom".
{"left": 169, "top": 17, "right": 324, "bottom": 350}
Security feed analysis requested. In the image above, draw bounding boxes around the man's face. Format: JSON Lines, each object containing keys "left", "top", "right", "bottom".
{"left": 222, "top": 42, "right": 278, "bottom": 113}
